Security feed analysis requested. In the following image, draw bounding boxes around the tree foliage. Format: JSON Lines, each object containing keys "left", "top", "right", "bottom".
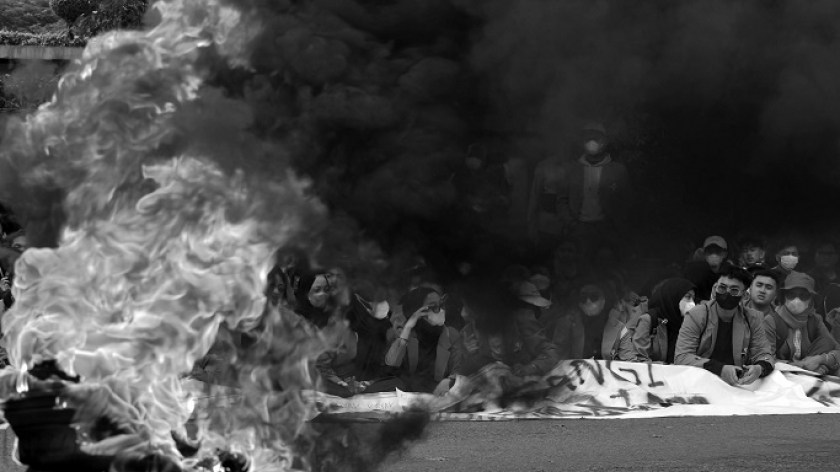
{"left": 0, "top": 0, "right": 64, "bottom": 34}
{"left": 49, "top": 0, "right": 97, "bottom": 30}
{"left": 74, "top": 0, "right": 148, "bottom": 38}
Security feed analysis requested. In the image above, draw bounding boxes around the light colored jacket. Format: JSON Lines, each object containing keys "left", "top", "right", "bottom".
{"left": 617, "top": 312, "right": 667, "bottom": 362}
{"left": 385, "top": 326, "right": 461, "bottom": 382}
{"left": 675, "top": 300, "right": 774, "bottom": 368}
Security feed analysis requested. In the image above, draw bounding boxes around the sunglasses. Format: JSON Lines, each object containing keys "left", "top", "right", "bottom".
{"left": 423, "top": 296, "right": 448, "bottom": 313}
{"left": 784, "top": 290, "right": 813, "bottom": 301}
{"left": 625, "top": 297, "right": 648, "bottom": 307}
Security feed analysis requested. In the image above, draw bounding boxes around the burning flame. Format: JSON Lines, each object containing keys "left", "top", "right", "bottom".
{"left": 0, "top": 0, "right": 335, "bottom": 469}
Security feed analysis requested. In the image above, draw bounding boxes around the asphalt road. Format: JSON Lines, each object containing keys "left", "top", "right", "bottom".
{"left": 382, "top": 414, "right": 840, "bottom": 472}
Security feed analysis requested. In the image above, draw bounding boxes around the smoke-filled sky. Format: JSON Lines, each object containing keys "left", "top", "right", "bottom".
{"left": 4, "top": 0, "right": 840, "bottom": 280}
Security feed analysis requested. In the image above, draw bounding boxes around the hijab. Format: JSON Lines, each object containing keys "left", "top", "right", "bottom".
{"left": 294, "top": 274, "right": 331, "bottom": 328}
{"left": 346, "top": 293, "right": 393, "bottom": 380}
{"left": 648, "top": 278, "right": 695, "bottom": 364}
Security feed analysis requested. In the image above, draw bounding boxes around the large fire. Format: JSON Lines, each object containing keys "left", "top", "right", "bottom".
{"left": 0, "top": 0, "right": 342, "bottom": 470}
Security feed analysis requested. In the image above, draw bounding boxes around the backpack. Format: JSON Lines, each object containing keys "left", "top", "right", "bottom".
{"left": 770, "top": 311, "right": 820, "bottom": 353}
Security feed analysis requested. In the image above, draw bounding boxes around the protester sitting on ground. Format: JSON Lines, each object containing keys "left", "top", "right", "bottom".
{"left": 562, "top": 280, "right": 626, "bottom": 360}
{"left": 316, "top": 290, "right": 405, "bottom": 398}
{"left": 294, "top": 272, "right": 333, "bottom": 329}
{"left": 457, "top": 279, "right": 559, "bottom": 378}
{"left": 744, "top": 268, "right": 780, "bottom": 317}
{"left": 617, "top": 278, "right": 695, "bottom": 363}
{"left": 684, "top": 235, "right": 729, "bottom": 301}
{"left": 675, "top": 264, "right": 774, "bottom": 386}
{"left": 762, "top": 272, "right": 840, "bottom": 375}
{"left": 736, "top": 234, "right": 769, "bottom": 269}
{"left": 772, "top": 238, "right": 801, "bottom": 278}
{"left": 386, "top": 287, "right": 460, "bottom": 395}
{"left": 809, "top": 239, "right": 839, "bottom": 294}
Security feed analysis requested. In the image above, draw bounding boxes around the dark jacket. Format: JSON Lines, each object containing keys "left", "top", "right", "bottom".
{"left": 566, "top": 155, "right": 632, "bottom": 227}
{"left": 458, "top": 307, "right": 560, "bottom": 376}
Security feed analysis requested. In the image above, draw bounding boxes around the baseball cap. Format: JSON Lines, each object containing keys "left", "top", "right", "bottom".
{"left": 517, "top": 281, "right": 551, "bottom": 308}
{"left": 782, "top": 271, "right": 817, "bottom": 295}
{"left": 703, "top": 235, "right": 727, "bottom": 251}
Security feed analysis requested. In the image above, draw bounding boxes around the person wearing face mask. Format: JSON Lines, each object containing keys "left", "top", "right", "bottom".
{"left": 315, "top": 285, "right": 407, "bottom": 397}
{"left": 762, "top": 273, "right": 840, "bottom": 375}
{"left": 457, "top": 279, "right": 560, "bottom": 379}
{"left": 563, "top": 121, "right": 632, "bottom": 255}
{"left": 675, "top": 265, "right": 775, "bottom": 386}
{"left": 294, "top": 273, "right": 333, "bottom": 329}
{"left": 617, "top": 278, "right": 696, "bottom": 363}
{"left": 772, "top": 240, "right": 801, "bottom": 277}
{"left": 564, "top": 281, "right": 626, "bottom": 360}
{"left": 808, "top": 240, "right": 839, "bottom": 295}
{"left": 684, "top": 236, "right": 730, "bottom": 302}
{"left": 743, "top": 268, "right": 780, "bottom": 317}
{"left": 386, "top": 287, "right": 462, "bottom": 395}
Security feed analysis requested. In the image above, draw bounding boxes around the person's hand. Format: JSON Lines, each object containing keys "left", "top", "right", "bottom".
{"left": 512, "top": 363, "right": 540, "bottom": 377}
{"left": 432, "top": 379, "right": 452, "bottom": 397}
{"left": 0, "top": 276, "right": 9, "bottom": 293}
{"left": 720, "top": 365, "right": 743, "bottom": 385}
{"left": 737, "top": 364, "right": 763, "bottom": 385}
{"left": 404, "top": 307, "right": 429, "bottom": 331}
{"left": 827, "top": 308, "right": 840, "bottom": 328}
{"left": 793, "top": 356, "right": 823, "bottom": 372}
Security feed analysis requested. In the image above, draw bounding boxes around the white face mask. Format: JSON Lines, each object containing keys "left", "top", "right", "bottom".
{"left": 371, "top": 301, "right": 390, "bottom": 320}
{"left": 705, "top": 254, "right": 723, "bottom": 268}
{"left": 530, "top": 274, "right": 551, "bottom": 292}
{"left": 580, "top": 299, "right": 605, "bottom": 317}
{"left": 780, "top": 255, "right": 799, "bottom": 270}
{"left": 785, "top": 298, "right": 808, "bottom": 315}
{"left": 679, "top": 299, "right": 696, "bottom": 316}
{"left": 427, "top": 309, "right": 446, "bottom": 326}
{"left": 584, "top": 140, "right": 602, "bottom": 154}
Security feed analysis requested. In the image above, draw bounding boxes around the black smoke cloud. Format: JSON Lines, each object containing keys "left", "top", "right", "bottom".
{"left": 461, "top": 0, "right": 840, "bottom": 244}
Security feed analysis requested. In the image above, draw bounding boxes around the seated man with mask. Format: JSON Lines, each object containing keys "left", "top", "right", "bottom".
{"left": 675, "top": 264, "right": 774, "bottom": 386}
{"left": 762, "top": 272, "right": 840, "bottom": 375}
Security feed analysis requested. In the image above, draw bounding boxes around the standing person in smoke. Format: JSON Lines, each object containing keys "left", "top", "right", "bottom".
{"left": 684, "top": 235, "right": 730, "bottom": 301}
{"left": 616, "top": 278, "right": 695, "bottom": 363}
{"left": 528, "top": 149, "right": 570, "bottom": 251}
{"left": 386, "top": 287, "right": 460, "bottom": 395}
{"left": 562, "top": 121, "right": 632, "bottom": 256}
{"left": 743, "top": 268, "right": 781, "bottom": 317}
{"left": 763, "top": 273, "right": 840, "bottom": 375}
{"left": 675, "top": 265, "right": 774, "bottom": 386}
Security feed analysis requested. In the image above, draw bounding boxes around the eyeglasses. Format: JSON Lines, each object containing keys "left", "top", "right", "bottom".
{"left": 423, "top": 296, "right": 448, "bottom": 313}
{"left": 714, "top": 284, "right": 743, "bottom": 297}
{"left": 784, "top": 290, "right": 813, "bottom": 301}
{"left": 625, "top": 297, "right": 648, "bottom": 307}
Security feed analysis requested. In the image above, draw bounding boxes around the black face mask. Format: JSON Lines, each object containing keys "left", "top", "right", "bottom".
{"left": 715, "top": 292, "right": 741, "bottom": 310}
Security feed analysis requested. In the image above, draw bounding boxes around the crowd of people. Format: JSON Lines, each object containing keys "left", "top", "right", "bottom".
{"left": 259, "top": 231, "right": 840, "bottom": 398}
{"left": 1, "top": 123, "right": 839, "bottom": 399}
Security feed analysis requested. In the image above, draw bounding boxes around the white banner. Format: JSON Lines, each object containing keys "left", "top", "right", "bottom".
{"left": 309, "top": 361, "right": 840, "bottom": 420}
